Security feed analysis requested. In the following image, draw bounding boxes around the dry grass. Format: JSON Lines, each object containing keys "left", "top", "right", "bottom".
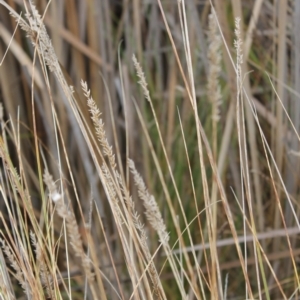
{"left": 0, "top": 0, "right": 299, "bottom": 299}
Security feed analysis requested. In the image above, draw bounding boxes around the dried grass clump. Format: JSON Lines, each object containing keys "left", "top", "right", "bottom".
{"left": 0, "top": 0, "right": 299, "bottom": 299}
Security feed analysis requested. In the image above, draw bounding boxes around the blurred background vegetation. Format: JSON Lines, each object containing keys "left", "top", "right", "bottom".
{"left": 1, "top": 0, "right": 300, "bottom": 299}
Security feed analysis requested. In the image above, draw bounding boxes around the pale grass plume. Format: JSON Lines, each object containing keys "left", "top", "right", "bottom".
{"left": 10, "top": 0, "right": 58, "bottom": 74}
{"left": 30, "top": 231, "right": 55, "bottom": 299}
{"left": 81, "top": 79, "right": 117, "bottom": 169}
{"left": 0, "top": 238, "right": 31, "bottom": 298}
{"left": 132, "top": 54, "right": 151, "bottom": 102}
{"left": 115, "top": 171, "right": 166, "bottom": 300}
{"left": 128, "top": 159, "right": 169, "bottom": 245}
{"left": 101, "top": 163, "right": 122, "bottom": 224}
{"left": 0, "top": 260, "right": 14, "bottom": 299}
{"left": 43, "top": 169, "right": 94, "bottom": 283}
{"left": 9, "top": 0, "right": 72, "bottom": 97}
{"left": 102, "top": 160, "right": 165, "bottom": 298}
{"left": 234, "top": 17, "right": 243, "bottom": 82}
{"left": 0, "top": 246, "right": 14, "bottom": 300}
{"left": 207, "top": 13, "right": 222, "bottom": 122}
{"left": 207, "top": 12, "right": 223, "bottom": 294}
{"left": 100, "top": 162, "right": 152, "bottom": 298}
